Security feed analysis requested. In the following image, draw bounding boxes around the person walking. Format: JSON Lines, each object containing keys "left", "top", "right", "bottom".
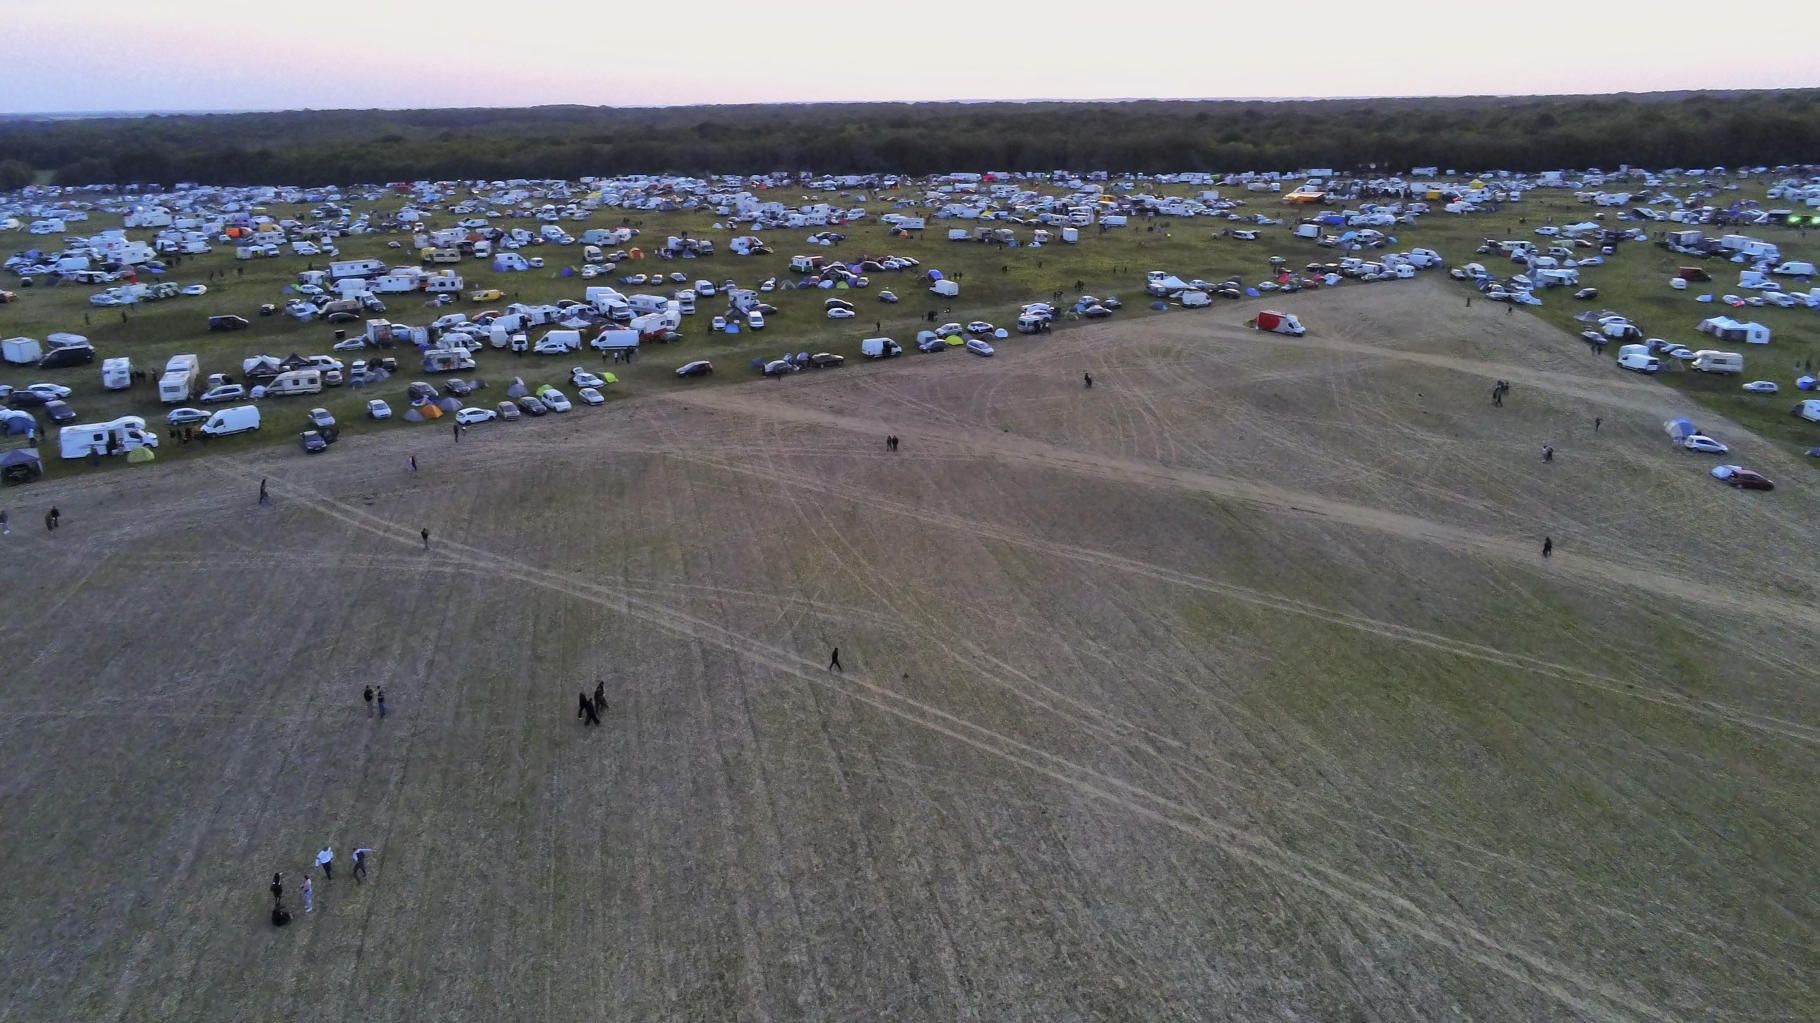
{"left": 1083, "top": 372, "right": 1093, "bottom": 389}
{"left": 270, "top": 872, "right": 284, "bottom": 902}
{"left": 453, "top": 422, "right": 461, "bottom": 443}
{"left": 1542, "top": 536, "right": 1553, "bottom": 558}
{"left": 316, "top": 846, "right": 334, "bottom": 881}
{"left": 258, "top": 478, "right": 271, "bottom": 506}
{"left": 302, "top": 875, "right": 313, "bottom": 913}
{"left": 1, "top": 509, "right": 9, "bottom": 535}
{"left": 1594, "top": 416, "right": 1602, "bottom": 432}
{"left": 364, "top": 685, "right": 375, "bottom": 716}
{"left": 579, "top": 692, "right": 590, "bottom": 721}
{"left": 828, "top": 647, "right": 843, "bottom": 672}
{"left": 352, "top": 847, "right": 373, "bottom": 884}
{"left": 376, "top": 687, "right": 386, "bottom": 719}
{"left": 583, "top": 696, "right": 601, "bottom": 726}
{"left": 408, "top": 454, "right": 417, "bottom": 474}
{"left": 1542, "top": 445, "right": 1554, "bottom": 462}
{"left": 420, "top": 527, "right": 430, "bottom": 550}
{"left": 594, "top": 680, "right": 607, "bottom": 714}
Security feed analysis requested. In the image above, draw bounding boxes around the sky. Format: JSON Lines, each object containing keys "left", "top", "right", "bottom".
{"left": 5, "top": 0, "right": 1815, "bottom": 114}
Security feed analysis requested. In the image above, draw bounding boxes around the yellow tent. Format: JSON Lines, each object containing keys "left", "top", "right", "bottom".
{"left": 601, "top": 373, "right": 619, "bottom": 385}
{"left": 127, "top": 446, "right": 155, "bottom": 463}
{"left": 945, "top": 334, "right": 964, "bottom": 346}
{"left": 419, "top": 403, "right": 443, "bottom": 419}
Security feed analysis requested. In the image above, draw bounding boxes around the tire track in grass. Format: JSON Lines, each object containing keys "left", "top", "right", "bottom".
{"left": 657, "top": 450, "right": 1820, "bottom": 748}
{"left": 236, "top": 466, "right": 1681, "bottom": 1023}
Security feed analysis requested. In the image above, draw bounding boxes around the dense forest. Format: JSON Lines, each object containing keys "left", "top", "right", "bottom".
{"left": 3, "top": 92, "right": 1819, "bottom": 189}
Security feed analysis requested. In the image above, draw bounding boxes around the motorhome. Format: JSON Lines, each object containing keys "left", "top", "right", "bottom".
{"left": 422, "top": 349, "right": 475, "bottom": 373}
{"left": 59, "top": 416, "right": 159, "bottom": 459}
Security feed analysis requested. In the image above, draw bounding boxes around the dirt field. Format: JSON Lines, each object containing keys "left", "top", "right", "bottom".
{"left": 4, "top": 280, "right": 1818, "bottom": 1022}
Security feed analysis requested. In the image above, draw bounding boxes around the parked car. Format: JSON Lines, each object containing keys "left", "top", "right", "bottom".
{"left": 1743, "top": 380, "right": 1780, "bottom": 394}
{"left": 495, "top": 400, "right": 521, "bottom": 421}
{"left": 199, "top": 384, "right": 247, "bottom": 404}
{"left": 455, "top": 407, "right": 496, "bottom": 425}
{"left": 406, "top": 381, "right": 440, "bottom": 403}
{"left": 569, "top": 367, "right": 605, "bottom": 389}
{"left": 577, "top": 387, "right": 605, "bottom": 406}
{"left": 43, "top": 399, "right": 76, "bottom": 423}
{"left": 676, "top": 360, "right": 713, "bottom": 378}
{"left": 24, "top": 382, "right": 72, "bottom": 400}
{"left": 826, "top": 307, "right": 855, "bottom": 319}
{"left": 167, "top": 406, "right": 210, "bottom": 426}
{"left": 809, "top": 352, "right": 845, "bottom": 368}
{"left": 306, "top": 407, "right": 336, "bottom": 429}
{"left": 541, "top": 389, "right": 572, "bottom": 412}
{"left": 1573, "top": 288, "right": 1599, "bottom": 300}
{"left": 180, "top": 284, "right": 208, "bottom": 297}
{"left": 965, "top": 338, "right": 995, "bottom": 357}
{"left": 917, "top": 336, "right": 947, "bottom": 352}
{"left": 1711, "top": 464, "right": 1774, "bottom": 490}
{"left": 878, "top": 290, "right": 898, "bottom": 303}
{"left": 299, "top": 430, "right": 330, "bottom": 454}
{"left": 444, "top": 377, "right": 476, "bottom": 396}
{"left": 515, "top": 394, "right": 549, "bottom": 416}
{"left": 1683, "top": 435, "right": 1729, "bottom": 454}
{"left": 207, "top": 314, "right": 249, "bottom": 331}
{"left": 366, "top": 399, "right": 392, "bottom": 420}
{"left": 966, "top": 321, "right": 995, "bottom": 336}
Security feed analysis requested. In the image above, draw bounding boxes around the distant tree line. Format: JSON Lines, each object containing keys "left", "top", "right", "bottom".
{"left": 4, "top": 92, "right": 1820, "bottom": 188}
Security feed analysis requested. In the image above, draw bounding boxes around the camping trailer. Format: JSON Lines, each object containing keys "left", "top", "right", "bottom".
{"left": 59, "top": 416, "right": 159, "bottom": 460}
{"left": 329, "top": 258, "right": 386, "bottom": 280}
{"left": 3, "top": 337, "right": 43, "bottom": 365}
{"left": 159, "top": 354, "right": 200, "bottom": 403}
{"left": 264, "top": 369, "right": 323, "bottom": 396}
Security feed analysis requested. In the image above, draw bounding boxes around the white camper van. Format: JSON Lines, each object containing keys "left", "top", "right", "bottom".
{"left": 59, "top": 416, "right": 159, "bottom": 459}
{"left": 200, "top": 405, "right": 261, "bottom": 437}
{"left": 264, "top": 369, "right": 324, "bottom": 396}
{"left": 101, "top": 357, "right": 133, "bottom": 390}
{"left": 1691, "top": 350, "right": 1744, "bottom": 375}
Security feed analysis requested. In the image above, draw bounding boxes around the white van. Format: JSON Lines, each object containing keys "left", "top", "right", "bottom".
{"left": 1617, "top": 351, "right": 1661, "bottom": 374}
{"left": 201, "top": 405, "right": 261, "bottom": 437}
{"left": 1179, "top": 290, "right": 1211, "bottom": 307}
{"left": 1691, "top": 350, "right": 1744, "bottom": 375}
{"left": 265, "top": 369, "right": 324, "bottom": 396}
{"left": 102, "top": 357, "right": 133, "bottom": 390}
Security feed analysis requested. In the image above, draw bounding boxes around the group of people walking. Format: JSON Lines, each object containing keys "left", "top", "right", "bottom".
{"left": 270, "top": 846, "right": 375, "bottom": 926}
{"left": 578, "top": 680, "right": 608, "bottom": 726}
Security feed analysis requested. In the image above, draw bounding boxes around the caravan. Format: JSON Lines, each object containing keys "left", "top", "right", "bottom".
{"left": 101, "top": 357, "right": 133, "bottom": 390}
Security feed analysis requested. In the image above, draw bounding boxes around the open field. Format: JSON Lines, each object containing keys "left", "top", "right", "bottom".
{"left": 4, "top": 181, "right": 1819, "bottom": 477}
{"left": 3, "top": 282, "right": 1818, "bottom": 1022}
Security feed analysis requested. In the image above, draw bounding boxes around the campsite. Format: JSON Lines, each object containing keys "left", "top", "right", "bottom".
{"left": 5, "top": 164, "right": 1820, "bottom": 1022}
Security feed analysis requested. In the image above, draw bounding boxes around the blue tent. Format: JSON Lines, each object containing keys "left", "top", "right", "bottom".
{"left": 1245, "top": 288, "right": 1260, "bottom": 298}
{"left": 1664, "top": 417, "right": 1696, "bottom": 443}
{"left": 927, "top": 269, "right": 944, "bottom": 280}
{"left": 1, "top": 410, "right": 37, "bottom": 438}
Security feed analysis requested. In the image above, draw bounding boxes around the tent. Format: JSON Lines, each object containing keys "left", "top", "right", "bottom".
{"left": 1664, "top": 417, "right": 1696, "bottom": 443}
{"left": 1, "top": 410, "right": 37, "bottom": 438}
{"left": 126, "top": 446, "right": 155, "bottom": 463}
{"left": 0, "top": 447, "right": 43, "bottom": 484}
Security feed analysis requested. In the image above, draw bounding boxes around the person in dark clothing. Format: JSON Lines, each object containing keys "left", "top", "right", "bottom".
{"left": 258, "top": 478, "right": 270, "bottom": 506}
{"left": 1084, "top": 372, "right": 1093, "bottom": 389}
{"left": 272, "top": 902, "right": 292, "bottom": 927}
{"left": 1594, "top": 416, "right": 1602, "bottom": 432}
{"left": 271, "top": 873, "right": 284, "bottom": 901}
{"left": 420, "top": 527, "right": 430, "bottom": 549}
{"left": 594, "top": 680, "right": 606, "bottom": 714}
{"left": 584, "top": 698, "right": 601, "bottom": 726}
{"left": 1542, "top": 536, "right": 1553, "bottom": 558}
{"left": 48, "top": 506, "right": 60, "bottom": 531}
{"left": 579, "top": 693, "right": 591, "bottom": 720}
{"left": 453, "top": 422, "right": 461, "bottom": 443}
{"left": 45, "top": 509, "right": 54, "bottom": 531}
{"left": 376, "top": 688, "right": 386, "bottom": 718}
{"left": 364, "top": 685, "right": 375, "bottom": 717}
{"left": 829, "top": 647, "right": 843, "bottom": 672}
{"left": 1542, "top": 446, "right": 1554, "bottom": 462}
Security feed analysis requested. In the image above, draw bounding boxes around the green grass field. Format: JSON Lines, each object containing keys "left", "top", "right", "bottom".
{"left": 4, "top": 181, "right": 1817, "bottom": 475}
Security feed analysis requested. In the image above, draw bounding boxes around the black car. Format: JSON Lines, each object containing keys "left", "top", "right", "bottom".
{"left": 39, "top": 344, "right": 95, "bottom": 369}
{"left": 515, "top": 395, "right": 549, "bottom": 416}
{"left": 43, "top": 400, "right": 76, "bottom": 423}
{"left": 299, "top": 430, "right": 330, "bottom": 454}
{"left": 208, "top": 314, "right": 249, "bottom": 332}
{"left": 6, "top": 389, "right": 50, "bottom": 409}
{"left": 406, "top": 381, "right": 440, "bottom": 403}
{"left": 808, "top": 352, "right": 845, "bottom": 368}
{"left": 446, "top": 378, "right": 476, "bottom": 396}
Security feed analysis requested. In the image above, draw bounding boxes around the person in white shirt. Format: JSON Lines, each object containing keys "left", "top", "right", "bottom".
{"left": 316, "top": 846, "right": 334, "bottom": 880}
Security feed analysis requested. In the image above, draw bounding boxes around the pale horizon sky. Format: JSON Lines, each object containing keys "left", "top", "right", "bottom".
{"left": 5, "top": 0, "right": 1815, "bottom": 114}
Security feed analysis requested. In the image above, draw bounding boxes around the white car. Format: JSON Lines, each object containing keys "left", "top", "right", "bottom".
{"left": 332, "top": 336, "right": 369, "bottom": 352}
{"left": 24, "top": 382, "right": 73, "bottom": 400}
{"left": 180, "top": 284, "right": 208, "bottom": 297}
{"left": 1683, "top": 435, "right": 1729, "bottom": 454}
{"left": 1535, "top": 226, "right": 1559, "bottom": 236}
{"left": 532, "top": 337, "right": 575, "bottom": 355}
{"left": 527, "top": 257, "right": 545, "bottom": 269}
{"left": 569, "top": 367, "right": 605, "bottom": 388}
{"left": 826, "top": 307, "right": 854, "bottom": 319}
{"left": 965, "top": 338, "right": 995, "bottom": 357}
{"left": 455, "top": 407, "right": 496, "bottom": 425}
{"left": 747, "top": 311, "right": 765, "bottom": 330}
{"left": 577, "top": 386, "right": 605, "bottom": 406}
{"left": 366, "top": 399, "right": 392, "bottom": 420}
{"left": 541, "top": 389, "right": 572, "bottom": 412}
{"left": 758, "top": 277, "right": 776, "bottom": 292}
{"left": 295, "top": 284, "right": 324, "bottom": 296}
{"left": 199, "top": 384, "right": 247, "bottom": 404}
{"left": 1742, "top": 380, "right": 1779, "bottom": 394}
